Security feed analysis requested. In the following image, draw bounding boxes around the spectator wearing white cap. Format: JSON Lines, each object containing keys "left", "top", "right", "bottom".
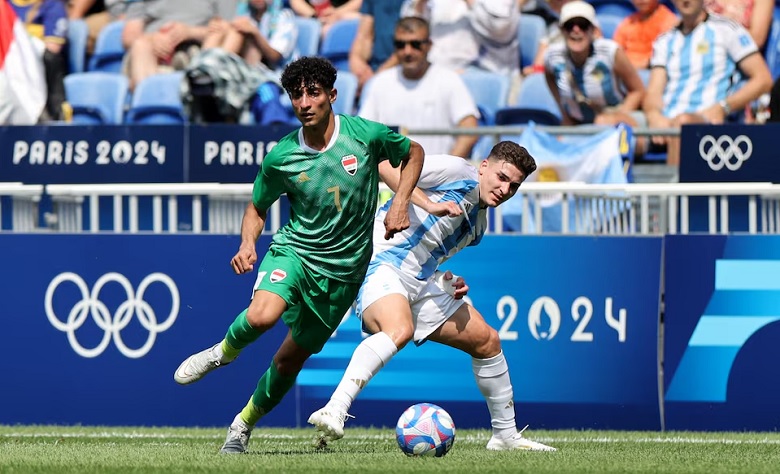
{"left": 543, "top": 0, "right": 645, "bottom": 126}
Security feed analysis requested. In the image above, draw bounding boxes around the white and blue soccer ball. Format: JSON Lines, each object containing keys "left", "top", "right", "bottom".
{"left": 395, "top": 402, "right": 456, "bottom": 457}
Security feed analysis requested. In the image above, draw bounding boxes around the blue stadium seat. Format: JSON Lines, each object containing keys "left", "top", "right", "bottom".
{"left": 293, "top": 17, "right": 321, "bottom": 59}
{"left": 67, "top": 19, "right": 88, "bottom": 73}
{"left": 88, "top": 21, "right": 126, "bottom": 73}
{"left": 64, "top": 72, "right": 129, "bottom": 124}
{"left": 597, "top": 13, "right": 624, "bottom": 39}
{"left": 765, "top": 12, "right": 780, "bottom": 80}
{"left": 589, "top": 0, "right": 635, "bottom": 17}
{"left": 519, "top": 14, "right": 547, "bottom": 70}
{"left": 320, "top": 18, "right": 359, "bottom": 70}
{"left": 511, "top": 72, "right": 562, "bottom": 120}
{"left": 495, "top": 107, "right": 561, "bottom": 126}
{"left": 334, "top": 70, "right": 358, "bottom": 115}
{"left": 125, "top": 72, "right": 186, "bottom": 124}
{"left": 460, "top": 69, "right": 511, "bottom": 125}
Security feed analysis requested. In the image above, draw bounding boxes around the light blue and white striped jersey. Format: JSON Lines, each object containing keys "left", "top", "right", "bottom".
{"left": 650, "top": 14, "right": 757, "bottom": 118}
{"left": 370, "top": 155, "right": 486, "bottom": 280}
{"left": 545, "top": 38, "right": 624, "bottom": 123}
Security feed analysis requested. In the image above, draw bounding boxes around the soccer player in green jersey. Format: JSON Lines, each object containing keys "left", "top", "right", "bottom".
{"left": 173, "top": 56, "right": 425, "bottom": 454}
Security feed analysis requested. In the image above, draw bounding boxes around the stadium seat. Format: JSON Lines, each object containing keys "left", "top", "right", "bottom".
{"left": 589, "top": 0, "right": 635, "bottom": 17}
{"left": 88, "top": 21, "right": 126, "bottom": 73}
{"left": 333, "top": 70, "right": 358, "bottom": 115}
{"left": 511, "top": 72, "right": 562, "bottom": 121}
{"left": 293, "top": 17, "right": 321, "bottom": 59}
{"left": 125, "top": 72, "right": 186, "bottom": 124}
{"left": 495, "top": 107, "right": 561, "bottom": 126}
{"left": 765, "top": 14, "right": 780, "bottom": 80}
{"left": 320, "top": 18, "right": 359, "bottom": 70}
{"left": 67, "top": 19, "right": 88, "bottom": 74}
{"left": 596, "top": 13, "right": 624, "bottom": 39}
{"left": 64, "top": 72, "right": 129, "bottom": 124}
{"left": 518, "top": 14, "right": 547, "bottom": 70}
{"left": 460, "top": 69, "right": 511, "bottom": 125}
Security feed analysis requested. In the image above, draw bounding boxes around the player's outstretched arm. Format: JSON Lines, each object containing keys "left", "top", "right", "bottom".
{"left": 230, "top": 202, "right": 268, "bottom": 274}
{"left": 384, "top": 141, "right": 424, "bottom": 239}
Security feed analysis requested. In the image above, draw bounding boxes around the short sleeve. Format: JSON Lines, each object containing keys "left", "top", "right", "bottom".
{"left": 42, "top": 0, "right": 68, "bottom": 43}
{"left": 447, "top": 73, "right": 480, "bottom": 124}
{"left": 252, "top": 158, "right": 286, "bottom": 211}
{"left": 365, "top": 119, "right": 411, "bottom": 168}
{"left": 649, "top": 33, "right": 670, "bottom": 68}
{"left": 727, "top": 23, "right": 759, "bottom": 63}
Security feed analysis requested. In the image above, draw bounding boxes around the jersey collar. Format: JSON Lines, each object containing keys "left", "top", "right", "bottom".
{"left": 298, "top": 115, "right": 341, "bottom": 154}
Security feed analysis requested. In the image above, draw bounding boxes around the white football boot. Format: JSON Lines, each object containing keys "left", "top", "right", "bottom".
{"left": 219, "top": 414, "right": 253, "bottom": 454}
{"left": 307, "top": 406, "right": 354, "bottom": 441}
{"left": 487, "top": 427, "right": 556, "bottom": 452}
{"left": 173, "top": 343, "right": 232, "bottom": 385}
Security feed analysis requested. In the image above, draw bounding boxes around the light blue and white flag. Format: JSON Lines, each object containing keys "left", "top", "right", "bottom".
{"left": 502, "top": 123, "right": 629, "bottom": 233}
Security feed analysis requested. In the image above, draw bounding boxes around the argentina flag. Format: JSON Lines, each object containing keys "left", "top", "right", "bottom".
{"left": 501, "top": 123, "right": 630, "bottom": 233}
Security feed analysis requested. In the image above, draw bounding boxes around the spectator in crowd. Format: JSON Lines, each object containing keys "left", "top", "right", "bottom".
{"left": 522, "top": 0, "right": 571, "bottom": 76}
{"left": 470, "top": 0, "right": 519, "bottom": 76}
{"left": 704, "top": 0, "right": 773, "bottom": 50}
{"left": 613, "top": 0, "right": 679, "bottom": 70}
{"left": 348, "top": 0, "right": 405, "bottom": 90}
{"left": 67, "top": 0, "right": 144, "bottom": 54}
{"left": 544, "top": 1, "right": 645, "bottom": 126}
{"left": 359, "top": 16, "right": 479, "bottom": 157}
{"left": 202, "top": 0, "right": 297, "bottom": 70}
{"left": 402, "top": 0, "right": 478, "bottom": 72}
{"left": 289, "top": 0, "right": 361, "bottom": 38}
{"left": 403, "top": 0, "right": 519, "bottom": 76}
{"left": 643, "top": 0, "right": 772, "bottom": 165}
{"left": 121, "top": 0, "right": 238, "bottom": 89}
{"left": 10, "top": 0, "right": 69, "bottom": 122}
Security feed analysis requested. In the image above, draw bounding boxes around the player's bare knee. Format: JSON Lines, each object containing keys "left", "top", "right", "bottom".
{"left": 245, "top": 306, "right": 277, "bottom": 332}
{"left": 388, "top": 325, "right": 413, "bottom": 350}
{"left": 473, "top": 327, "right": 501, "bottom": 359}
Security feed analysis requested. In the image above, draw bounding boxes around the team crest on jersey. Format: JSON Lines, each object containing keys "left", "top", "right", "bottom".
{"left": 696, "top": 41, "right": 710, "bottom": 55}
{"left": 341, "top": 154, "right": 358, "bottom": 176}
{"left": 270, "top": 269, "right": 287, "bottom": 283}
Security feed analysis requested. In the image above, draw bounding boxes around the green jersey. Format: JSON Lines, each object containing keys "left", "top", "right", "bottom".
{"left": 252, "top": 115, "right": 411, "bottom": 283}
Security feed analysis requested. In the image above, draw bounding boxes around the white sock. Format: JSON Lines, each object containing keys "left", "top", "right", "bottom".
{"left": 328, "top": 332, "right": 398, "bottom": 413}
{"left": 472, "top": 351, "right": 517, "bottom": 440}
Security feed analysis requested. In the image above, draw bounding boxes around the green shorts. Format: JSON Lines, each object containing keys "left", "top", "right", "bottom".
{"left": 253, "top": 245, "right": 360, "bottom": 354}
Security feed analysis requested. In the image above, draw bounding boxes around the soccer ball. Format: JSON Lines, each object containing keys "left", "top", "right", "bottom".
{"left": 395, "top": 403, "right": 456, "bottom": 457}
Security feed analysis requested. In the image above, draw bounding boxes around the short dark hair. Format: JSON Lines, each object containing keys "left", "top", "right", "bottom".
{"left": 488, "top": 141, "right": 536, "bottom": 178}
{"left": 396, "top": 16, "right": 430, "bottom": 36}
{"left": 280, "top": 56, "right": 337, "bottom": 95}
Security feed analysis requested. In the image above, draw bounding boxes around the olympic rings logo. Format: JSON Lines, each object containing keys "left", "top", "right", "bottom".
{"left": 699, "top": 135, "right": 752, "bottom": 171}
{"left": 44, "top": 272, "right": 180, "bottom": 359}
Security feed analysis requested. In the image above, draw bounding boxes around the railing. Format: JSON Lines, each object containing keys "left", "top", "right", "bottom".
{"left": 0, "top": 183, "right": 44, "bottom": 232}
{"left": 33, "top": 181, "right": 780, "bottom": 235}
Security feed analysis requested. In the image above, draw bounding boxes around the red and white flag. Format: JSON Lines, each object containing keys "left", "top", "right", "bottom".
{"left": 0, "top": 0, "right": 46, "bottom": 124}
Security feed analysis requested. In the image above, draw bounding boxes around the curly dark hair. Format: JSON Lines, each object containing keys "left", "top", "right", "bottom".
{"left": 280, "top": 56, "right": 337, "bottom": 96}
{"left": 489, "top": 141, "right": 537, "bottom": 178}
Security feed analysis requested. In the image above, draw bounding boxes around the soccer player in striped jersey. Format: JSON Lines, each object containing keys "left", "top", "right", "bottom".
{"left": 309, "top": 142, "right": 557, "bottom": 452}
{"left": 173, "top": 56, "right": 425, "bottom": 454}
{"left": 643, "top": 0, "right": 772, "bottom": 164}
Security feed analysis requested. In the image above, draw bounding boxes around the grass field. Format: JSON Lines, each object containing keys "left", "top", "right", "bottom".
{"left": 2, "top": 425, "right": 780, "bottom": 473}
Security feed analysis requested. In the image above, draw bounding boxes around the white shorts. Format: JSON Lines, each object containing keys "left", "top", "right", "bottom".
{"left": 356, "top": 263, "right": 464, "bottom": 343}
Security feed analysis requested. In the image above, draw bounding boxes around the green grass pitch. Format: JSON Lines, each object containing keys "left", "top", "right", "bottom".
{"left": 2, "top": 425, "right": 780, "bottom": 473}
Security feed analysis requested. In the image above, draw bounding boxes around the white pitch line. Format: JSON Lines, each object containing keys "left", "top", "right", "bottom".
{"left": 2, "top": 432, "right": 780, "bottom": 445}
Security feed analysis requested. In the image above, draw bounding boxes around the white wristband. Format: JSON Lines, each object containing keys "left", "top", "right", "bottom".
{"left": 435, "top": 270, "right": 459, "bottom": 296}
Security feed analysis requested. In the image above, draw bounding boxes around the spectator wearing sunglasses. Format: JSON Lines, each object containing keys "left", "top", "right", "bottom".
{"left": 358, "top": 16, "right": 479, "bottom": 158}
{"left": 543, "top": 1, "right": 646, "bottom": 127}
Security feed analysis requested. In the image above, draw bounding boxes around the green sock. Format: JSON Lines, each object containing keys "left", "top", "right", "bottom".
{"left": 224, "top": 309, "right": 263, "bottom": 355}
{"left": 239, "top": 397, "right": 265, "bottom": 427}
{"left": 250, "top": 362, "right": 297, "bottom": 418}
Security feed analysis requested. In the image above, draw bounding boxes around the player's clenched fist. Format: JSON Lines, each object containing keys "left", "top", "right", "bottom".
{"left": 231, "top": 245, "right": 257, "bottom": 274}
